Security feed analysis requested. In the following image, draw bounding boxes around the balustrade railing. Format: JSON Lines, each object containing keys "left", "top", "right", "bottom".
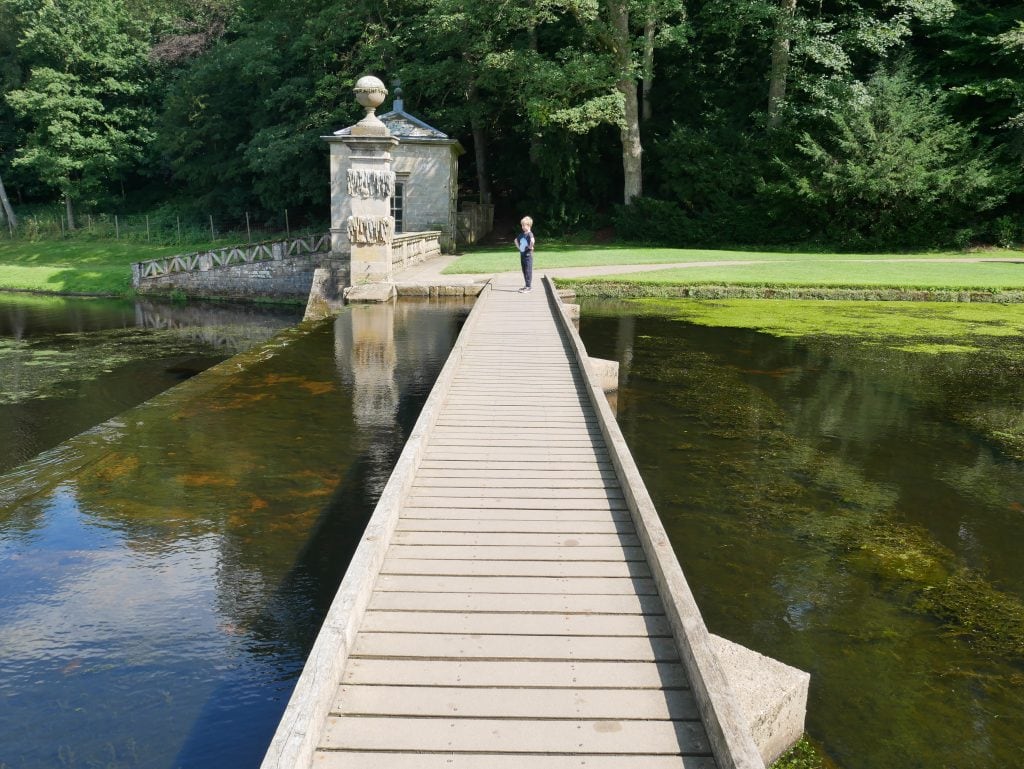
{"left": 132, "top": 231, "right": 331, "bottom": 285}
{"left": 132, "top": 229, "right": 442, "bottom": 287}
{"left": 391, "top": 231, "right": 442, "bottom": 270}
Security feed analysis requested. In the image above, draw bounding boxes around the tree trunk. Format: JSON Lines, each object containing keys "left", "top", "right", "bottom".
{"left": 767, "top": 0, "right": 798, "bottom": 129}
{"left": 0, "top": 171, "right": 16, "bottom": 229}
{"left": 465, "top": 76, "right": 491, "bottom": 205}
{"left": 65, "top": 191, "right": 76, "bottom": 230}
{"left": 642, "top": 16, "right": 655, "bottom": 122}
{"left": 608, "top": 0, "right": 642, "bottom": 203}
{"left": 528, "top": 22, "right": 544, "bottom": 166}
{"left": 619, "top": 79, "right": 643, "bottom": 203}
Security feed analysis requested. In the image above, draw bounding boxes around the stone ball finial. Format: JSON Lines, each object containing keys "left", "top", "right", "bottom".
{"left": 354, "top": 75, "right": 388, "bottom": 112}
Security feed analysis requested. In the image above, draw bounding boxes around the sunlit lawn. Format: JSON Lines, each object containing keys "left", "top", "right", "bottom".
{"left": 0, "top": 238, "right": 221, "bottom": 294}
{"left": 4, "top": 237, "right": 1024, "bottom": 295}
{"left": 445, "top": 244, "right": 1024, "bottom": 291}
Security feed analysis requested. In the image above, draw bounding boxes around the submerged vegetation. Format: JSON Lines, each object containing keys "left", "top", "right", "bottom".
{"left": 597, "top": 297, "right": 1024, "bottom": 662}
{"left": 617, "top": 298, "right": 1024, "bottom": 462}
{"left": 771, "top": 738, "right": 831, "bottom": 769}
{"left": 617, "top": 298, "right": 1024, "bottom": 345}
{"left": 575, "top": 297, "right": 1024, "bottom": 764}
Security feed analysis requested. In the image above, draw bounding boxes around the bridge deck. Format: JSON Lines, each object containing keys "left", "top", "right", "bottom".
{"left": 312, "top": 277, "right": 718, "bottom": 768}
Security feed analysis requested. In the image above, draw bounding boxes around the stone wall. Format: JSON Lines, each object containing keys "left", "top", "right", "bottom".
{"left": 136, "top": 255, "right": 347, "bottom": 300}
{"left": 457, "top": 202, "right": 495, "bottom": 245}
{"left": 393, "top": 141, "right": 457, "bottom": 248}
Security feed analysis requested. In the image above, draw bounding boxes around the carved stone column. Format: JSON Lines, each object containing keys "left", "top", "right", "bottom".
{"left": 325, "top": 75, "right": 399, "bottom": 289}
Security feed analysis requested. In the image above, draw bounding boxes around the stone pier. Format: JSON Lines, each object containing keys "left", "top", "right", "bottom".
{"left": 323, "top": 75, "right": 399, "bottom": 302}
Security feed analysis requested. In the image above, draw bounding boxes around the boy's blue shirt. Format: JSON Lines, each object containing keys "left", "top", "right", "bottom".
{"left": 516, "top": 230, "right": 535, "bottom": 255}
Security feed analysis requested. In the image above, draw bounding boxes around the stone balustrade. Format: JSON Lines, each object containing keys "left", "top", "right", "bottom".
{"left": 132, "top": 232, "right": 331, "bottom": 287}
{"left": 391, "top": 230, "right": 442, "bottom": 270}
{"left": 130, "top": 232, "right": 341, "bottom": 300}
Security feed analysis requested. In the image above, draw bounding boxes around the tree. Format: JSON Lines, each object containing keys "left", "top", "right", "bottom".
{"left": 0, "top": 0, "right": 21, "bottom": 227}
{"left": 4, "top": 0, "right": 154, "bottom": 227}
{"left": 0, "top": 172, "right": 15, "bottom": 228}
{"left": 776, "top": 66, "right": 1004, "bottom": 246}
{"left": 489, "top": 0, "right": 685, "bottom": 205}
{"left": 766, "top": 0, "right": 796, "bottom": 129}
{"left": 607, "top": 0, "right": 642, "bottom": 201}
{"left": 599, "top": 0, "right": 687, "bottom": 202}
{"left": 997, "top": 21, "right": 1024, "bottom": 134}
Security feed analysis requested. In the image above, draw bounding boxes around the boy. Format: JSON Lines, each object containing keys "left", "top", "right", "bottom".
{"left": 513, "top": 216, "right": 535, "bottom": 293}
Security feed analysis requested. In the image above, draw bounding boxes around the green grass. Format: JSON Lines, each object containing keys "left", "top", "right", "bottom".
{"left": 443, "top": 244, "right": 1024, "bottom": 276}
{"left": 0, "top": 237, "right": 237, "bottom": 295}
{"left": 770, "top": 737, "right": 830, "bottom": 769}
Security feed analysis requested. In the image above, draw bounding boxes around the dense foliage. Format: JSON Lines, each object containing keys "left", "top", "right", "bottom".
{"left": 1, "top": 0, "right": 1021, "bottom": 248}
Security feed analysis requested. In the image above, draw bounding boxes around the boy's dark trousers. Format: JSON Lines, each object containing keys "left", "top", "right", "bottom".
{"left": 520, "top": 252, "right": 533, "bottom": 288}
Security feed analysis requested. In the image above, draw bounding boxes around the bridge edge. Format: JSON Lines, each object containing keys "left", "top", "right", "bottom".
{"left": 541, "top": 275, "right": 768, "bottom": 769}
{"left": 258, "top": 283, "right": 494, "bottom": 769}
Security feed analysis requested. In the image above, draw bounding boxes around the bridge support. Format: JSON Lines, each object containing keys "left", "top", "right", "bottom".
{"left": 324, "top": 75, "right": 399, "bottom": 302}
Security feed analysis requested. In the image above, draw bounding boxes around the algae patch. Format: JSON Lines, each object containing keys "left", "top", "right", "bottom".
{"left": 623, "top": 298, "right": 1024, "bottom": 342}
{"left": 624, "top": 332, "right": 1024, "bottom": 663}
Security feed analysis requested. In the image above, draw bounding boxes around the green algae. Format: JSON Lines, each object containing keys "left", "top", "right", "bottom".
{"left": 592, "top": 296, "right": 1024, "bottom": 465}
{"left": 620, "top": 298, "right": 1024, "bottom": 341}
{"left": 771, "top": 737, "right": 834, "bottom": 769}
{"left": 891, "top": 342, "right": 981, "bottom": 354}
{"left": 0, "top": 322, "right": 289, "bottom": 407}
{"left": 618, "top": 330, "right": 1024, "bottom": 663}
{"left": 919, "top": 571, "right": 1024, "bottom": 657}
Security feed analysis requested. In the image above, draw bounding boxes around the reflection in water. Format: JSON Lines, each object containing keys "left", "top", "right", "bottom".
{"left": 577, "top": 300, "right": 1024, "bottom": 769}
{"left": 0, "top": 294, "right": 301, "bottom": 474}
{"left": 0, "top": 298, "right": 470, "bottom": 769}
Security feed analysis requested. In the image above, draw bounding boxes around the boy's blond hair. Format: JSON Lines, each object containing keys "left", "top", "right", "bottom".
{"left": 521, "top": 216, "right": 533, "bottom": 227}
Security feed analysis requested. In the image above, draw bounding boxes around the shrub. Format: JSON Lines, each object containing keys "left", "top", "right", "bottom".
{"left": 773, "top": 65, "right": 1006, "bottom": 248}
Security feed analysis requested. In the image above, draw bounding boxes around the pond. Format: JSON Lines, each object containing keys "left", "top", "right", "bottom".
{"left": 0, "top": 295, "right": 470, "bottom": 769}
{"left": 3, "top": 292, "right": 1022, "bottom": 769}
{"left": 0, "top": 294, "right": 302, "bottom": 474}
{"left": 577, "top": 298, "right": 1024, "bottom": 769}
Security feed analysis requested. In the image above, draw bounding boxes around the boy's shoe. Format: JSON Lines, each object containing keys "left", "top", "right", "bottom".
{"left": 518, "top": 286, "right": 531, "bottom": 293}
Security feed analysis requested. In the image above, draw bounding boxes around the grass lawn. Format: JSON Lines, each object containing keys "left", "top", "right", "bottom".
{"left": 443, "top": 244, "right": 1024, "bottom": 276}
{"left": 0, "top": 238, "right": 224, "bottom": 294}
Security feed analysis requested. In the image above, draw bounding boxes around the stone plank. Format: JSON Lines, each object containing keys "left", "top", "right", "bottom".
{"left": 368, "top": 591, "right": 664, "bottom": 614}
{"left": 360, "top": 611, "right": 671, "bottom": 636}
{"left": 401, "top": 498, "right": 627, "bottom": 511}
{"left": 334, "top": 685, "right": 700, "bottom": 720}
{"left": 408, "top": 486, "right": 625, "bottom": 498}
{"left": 400, "top": 507, "right": 630, "bottom": 522}
{"left": 319, "top": 716, "right": 709, "bottom": 755}
{"left": 352, "top": 632, "right": 680, "bottom": 662}
{"left": 342, "top": 658, "right": 689, "bottom": 688}
{"left": 416, "top": 460, "right": 613, "bottom": 472}
{"left": 391, "top": 531, "right": 640, "bottom": 547}
{"left": 314, "top": 753, "right": 715, "bottom": 769}
{"left": 385, "top": 545, "right": 645, "bottom": 561}
{"left": 396, "top": 518, "right": 634, "bottom": 534}
{"left": 378, "top": 560, "right": 652, "bottom": 579}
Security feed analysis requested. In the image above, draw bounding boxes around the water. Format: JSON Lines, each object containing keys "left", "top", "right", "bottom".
{"left": 5, "top": 292, "right": 1022, "bottom": 768}
{"left": 0, "top": 297, "right": 469, "bottom": 769}
{"left": 577, "top": 300, "right": 1024, "bottom": 769}
{"left": 0, "top": 294, "right": 301, "bottom": 474}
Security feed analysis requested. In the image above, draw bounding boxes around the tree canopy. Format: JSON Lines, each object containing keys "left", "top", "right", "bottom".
{"left": 1, "top": 0, "right": 1021, "bottom": 247}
